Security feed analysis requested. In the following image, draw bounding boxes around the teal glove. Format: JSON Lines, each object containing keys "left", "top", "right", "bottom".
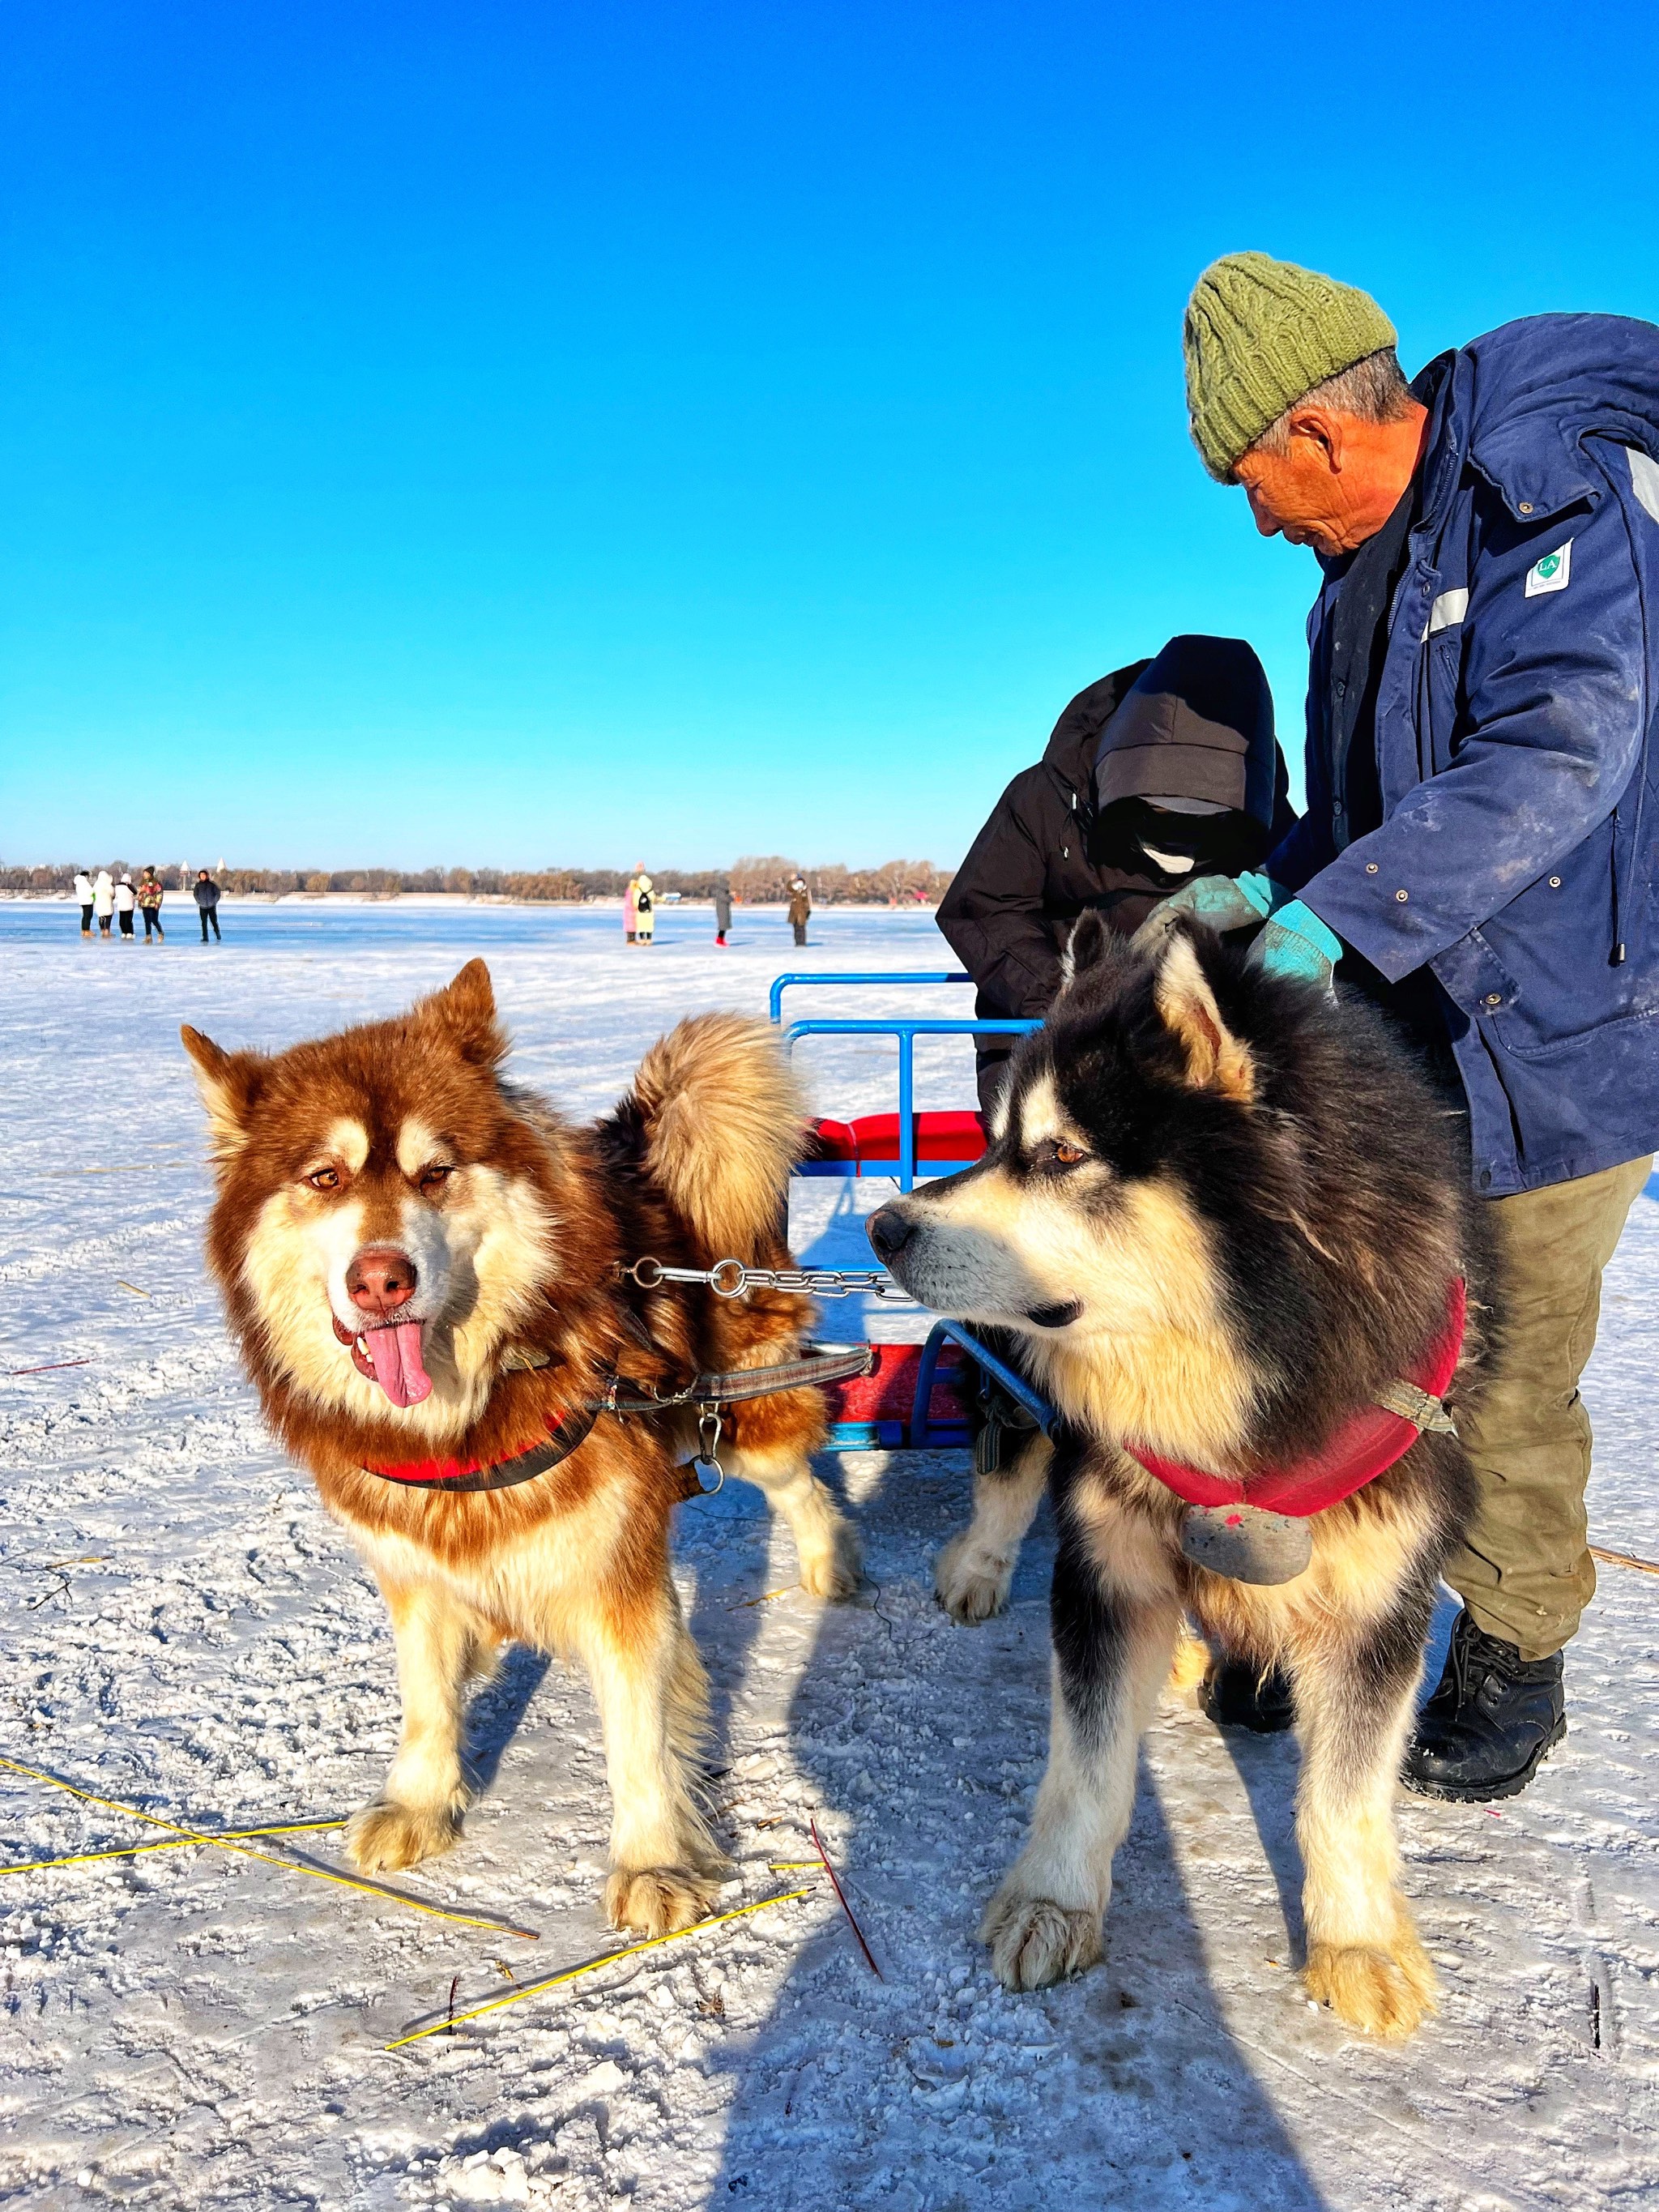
{"left": 1141, "top": 869, "right": 1286, "bottom": 936}
{"left": 1247, "top": 899, "right": 1343, "bottom": 992}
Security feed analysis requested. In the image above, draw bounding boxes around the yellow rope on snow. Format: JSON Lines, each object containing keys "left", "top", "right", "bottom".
{"left": 386, "top": 1887, "right": 811, "bottom": 2051}
{"left": 725, "top": 1586, "right": 795, "bottom": 1612}
{"left": 0, "top": 1756, "right": 538, "bottom": 1941}
{"left": 0, "top": 1817, "right": 344, "bottom": 1876}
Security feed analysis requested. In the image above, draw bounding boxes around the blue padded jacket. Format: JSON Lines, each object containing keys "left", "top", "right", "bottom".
{"left": 1270, "top": 314, "right": 1659, "bottom": 1196}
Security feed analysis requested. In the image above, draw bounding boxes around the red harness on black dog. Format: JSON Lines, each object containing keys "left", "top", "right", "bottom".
{"left": 1124, "top": 1278, "right": 1466, "bottom": 1519}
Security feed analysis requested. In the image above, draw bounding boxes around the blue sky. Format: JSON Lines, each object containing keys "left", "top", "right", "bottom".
{"left": 4, "top": 2, "right": 1658, "bottom": 871}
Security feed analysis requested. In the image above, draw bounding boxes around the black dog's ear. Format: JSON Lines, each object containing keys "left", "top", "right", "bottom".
{"left": 1151, "top": 926, "right": 1256, "bottom": 1104}
{"left": 1059, "top": 909, "right": 1112, "bottom": 993}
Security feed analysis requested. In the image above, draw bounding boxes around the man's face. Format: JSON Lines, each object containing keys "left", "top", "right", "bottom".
{"left": 1231, "top": 438, "right": 1351, "bottom": 554}
{"left": 1230, "top": 400, "right": 1427, "bottom": 559}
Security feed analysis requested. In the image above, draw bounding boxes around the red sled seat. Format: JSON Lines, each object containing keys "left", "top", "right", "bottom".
{"left": 805, "top": 1110, "right": 987, "bottom": 1176}
{"left": 821, "top": 1339, "right": 975, "bottom": 1449}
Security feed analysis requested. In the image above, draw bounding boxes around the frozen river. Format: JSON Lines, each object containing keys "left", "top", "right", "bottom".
{"left": 2, "top": 899, "right": 1657, "bottom": 2210}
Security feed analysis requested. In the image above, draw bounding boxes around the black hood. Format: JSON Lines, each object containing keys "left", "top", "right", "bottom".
{"left": 1090, "top": 634, "right": 1279, "bottom": 831}
{"left": 1038, "top": 660, "right": 1152, "bottom": 798}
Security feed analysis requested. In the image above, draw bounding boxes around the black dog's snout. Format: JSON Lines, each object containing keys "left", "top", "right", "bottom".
{"left": 866, "top": 1205, "right": 915, "bottom": 1263}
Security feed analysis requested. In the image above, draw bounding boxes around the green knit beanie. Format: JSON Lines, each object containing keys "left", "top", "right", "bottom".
{"left": 1183, "top": 252, "right": 1397, "bottom": 480}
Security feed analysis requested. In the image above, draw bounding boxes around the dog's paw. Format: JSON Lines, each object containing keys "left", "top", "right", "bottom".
{"left": 605, "top": 1866, "right": 721, "bottom": 1939}
{"left": 935, "top": 1531, "right": 1013, "bottom": 1625}
{"left": 343, "top": 1798, "right": 462, "bottom": 1874}
{"left": 1304, "top": 1939, "right": 1437, "bottom": 2039}
{"left": 981, "top": 1887, "right": 1102, "bottom": 1991}
{"left": 797, "top": 1514, "right": 863, "bottom": 1601}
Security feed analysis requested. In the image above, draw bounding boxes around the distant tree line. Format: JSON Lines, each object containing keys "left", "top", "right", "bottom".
{"left": 0, "top": 856, "right": 956, "bottom": 904}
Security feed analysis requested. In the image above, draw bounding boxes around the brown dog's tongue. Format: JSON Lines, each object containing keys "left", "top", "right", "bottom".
{"left": 365, "top": 1320, "right": 433, "bottom": 1407}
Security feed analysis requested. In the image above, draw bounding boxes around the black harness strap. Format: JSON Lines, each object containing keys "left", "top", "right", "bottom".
{"left": 361, "top": 1343, "right": 874, "bottom": 1494}
{"left": 599, "top": 1343, "right": 875, "bottom": 1415}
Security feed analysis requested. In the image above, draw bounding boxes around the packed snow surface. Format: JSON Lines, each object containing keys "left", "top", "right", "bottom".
{"left": 2, "top": 900, "right": 1657, "bottom": 2210}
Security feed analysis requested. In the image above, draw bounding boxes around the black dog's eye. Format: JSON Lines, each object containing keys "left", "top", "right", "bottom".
{"left": 418, "top": 1164, "right": 455, "bottom": 1194}
{"left": 1035, "top": 1138, "right": 1090, "bottom": 1172}
{"left": 306, "top": 1167, "right": 341, "bottom": 1191}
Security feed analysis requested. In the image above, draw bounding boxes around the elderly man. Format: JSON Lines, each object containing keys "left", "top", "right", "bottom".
{"left": 1181, "top": 254, "right": 1659, "bottom": 1799}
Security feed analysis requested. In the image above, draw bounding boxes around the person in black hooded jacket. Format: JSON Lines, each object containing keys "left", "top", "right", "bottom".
{"left": 937, "top": 634, "right": 1295, "bottom": 1113}
{"left": 934, "top": 634, "right": 1300, "bottom": 1732}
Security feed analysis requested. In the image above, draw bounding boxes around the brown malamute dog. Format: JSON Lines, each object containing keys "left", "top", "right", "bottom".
{"left": 182, "top": 961, "right": 856, "bottom": 1937}
{"left": 868, "top": 912, "right": 1491, "bottom": 2039}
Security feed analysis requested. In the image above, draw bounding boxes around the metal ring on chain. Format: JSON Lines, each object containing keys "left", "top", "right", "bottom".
{"left": 621, "top": 1255, "right": 906, "bottom": 1302}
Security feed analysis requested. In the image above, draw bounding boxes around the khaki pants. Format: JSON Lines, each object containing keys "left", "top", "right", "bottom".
{"left": 1447, "top": 1153, "right": 1652, "bottom": 1660}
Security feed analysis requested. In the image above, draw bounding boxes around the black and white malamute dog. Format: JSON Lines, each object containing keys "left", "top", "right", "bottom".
{"left": 868, "top": 912, "right": 1491, "bottom": 2039}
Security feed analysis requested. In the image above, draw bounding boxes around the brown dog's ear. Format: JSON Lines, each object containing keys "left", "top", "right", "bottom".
{"left": 1152, "top": 929, "right": 1255, "bottom": 1103}
{"left": 421, "top": 959, "right": 505, "bottom": 1066}
{"left": 180, "top": 1026, "right": 266, "bottom": 1159}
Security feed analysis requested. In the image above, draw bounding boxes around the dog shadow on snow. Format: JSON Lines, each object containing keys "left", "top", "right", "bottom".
{"left": 679, "top": 1458, "right": 1335, "bottom": 2210}
{"left": 670, "top": 1194, "right": 1336, "bottom": 2211}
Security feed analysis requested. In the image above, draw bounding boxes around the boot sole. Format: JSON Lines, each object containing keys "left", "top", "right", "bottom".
{"left": 1402, "top": 1715, "right": 1566, "bottom": 1804}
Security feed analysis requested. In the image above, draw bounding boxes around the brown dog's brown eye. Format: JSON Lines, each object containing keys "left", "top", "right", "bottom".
{"left": 307, "top": 1168, "right": 340, "bottom": 1191}
{"left": 418, "top": 1164, "right": 454, "bottom": 1194}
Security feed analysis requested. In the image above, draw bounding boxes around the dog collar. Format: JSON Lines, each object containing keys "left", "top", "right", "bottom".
{"left": 362, "top": 1402, "right": 600, "bottom": 1493}
{"left": 1124, "top": 1277, "right": 1466, "bottom": 1521}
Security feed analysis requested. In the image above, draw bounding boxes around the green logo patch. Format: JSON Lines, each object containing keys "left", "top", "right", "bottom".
{"left": 1525, "top": 540, "right": 1573, "bottom": 597}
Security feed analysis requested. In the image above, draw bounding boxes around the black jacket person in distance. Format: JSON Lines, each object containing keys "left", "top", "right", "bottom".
{"left": 937, "top": 634, "right": 1295, "bottom": 1112}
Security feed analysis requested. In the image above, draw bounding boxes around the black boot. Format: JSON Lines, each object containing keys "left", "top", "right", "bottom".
{"left": 1199, "top": 1659, "right": 1295, "bottom": 1734}
{"left": 1404, "top": 1610, "right": 1565, "bottom": 1803}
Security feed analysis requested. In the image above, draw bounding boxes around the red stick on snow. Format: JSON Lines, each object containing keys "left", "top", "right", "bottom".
{"left": 809, "top": 1817, "right": 882, "bottom": 1980}
{"left": 6, "top": 1360, "right": 92, "bottom": 1377}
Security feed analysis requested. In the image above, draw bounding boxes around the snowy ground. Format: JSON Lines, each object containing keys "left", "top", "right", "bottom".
{"left": 2, "top": 899, "right": 1657, "bottom": 2212}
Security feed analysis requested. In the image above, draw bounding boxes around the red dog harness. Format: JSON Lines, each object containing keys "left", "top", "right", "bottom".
{"left": 1124, "top": 1279, "right": 1466, "bottom": 1519}
{"left": 363, "top": 1403, "right": 603, "bottom": 1492}
{"left": 359, "top": 1343, "right": 877, "bottom": 1494}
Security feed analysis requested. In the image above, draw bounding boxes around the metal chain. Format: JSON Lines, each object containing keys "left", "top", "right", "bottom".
{"left": 621, "top": 1255, "right": 906, "bottom": 1301}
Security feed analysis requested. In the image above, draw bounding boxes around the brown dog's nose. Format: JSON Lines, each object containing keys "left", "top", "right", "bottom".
{"left": 346, "top": 1247, "right": 419, "bottom": 1317}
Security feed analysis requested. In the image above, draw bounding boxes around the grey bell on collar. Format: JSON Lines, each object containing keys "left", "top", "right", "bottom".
{"left": 1179, "top": 1501, "right": 1313, "bottom": 1585}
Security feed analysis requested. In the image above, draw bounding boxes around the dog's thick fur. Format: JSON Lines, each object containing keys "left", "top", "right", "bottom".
{"left": 183, "top": 961, "right": 857, "bottom": 1937}
{"left": 871, "top": 912, "right": 1491, "bottom": 2039}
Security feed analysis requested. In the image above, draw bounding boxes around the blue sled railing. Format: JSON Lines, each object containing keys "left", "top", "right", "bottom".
{"left": 783, "top": 1018, "right": 1037, "bottom": 1191}
{"left": 909, "top": 1321, "right": 1060, "bottom": 1451}
{"left": 771, "top": 962, "right": 1039, "bottom": 1193}
{"left": 768, "top": 970, "right": 972, "bottom": 1024}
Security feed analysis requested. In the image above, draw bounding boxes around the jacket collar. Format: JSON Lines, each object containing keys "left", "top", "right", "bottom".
{"left": 1414, "top": 314, "right": 1659, "bottom": 535}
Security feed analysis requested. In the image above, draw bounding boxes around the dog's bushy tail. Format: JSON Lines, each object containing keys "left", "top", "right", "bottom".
{"left": 630, "top": 1014, "right": 809, "bottom": 1259}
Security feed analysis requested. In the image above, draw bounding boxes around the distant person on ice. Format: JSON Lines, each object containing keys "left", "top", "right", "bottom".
{"left": 633, "top": 869, "right": 655, "bottom": 945}
{"left": 623, "top": 873, "right": 638, "bottom": 943}
{"left": 137, "top": 866, "right": 165, "bottom": 942}
{"left": 787, "top": 873, "right": 811, "bottom": 947}
{"left": 92, "top": 869, "right": 115, "bottom": 937}
{"left": 73, "top": 869, "right": 94, "bottom": 937}
{"left": 937, "top": 633, "right": 1293, "bottom": 1114}
{"left": 194, "top": 870, "right": 222, "bottom": 942}
{"left": 115, "top": 872, "right": 136, "bottom": 939}
{"left": 714, "top": 879, "right": 733, "bottom": 946}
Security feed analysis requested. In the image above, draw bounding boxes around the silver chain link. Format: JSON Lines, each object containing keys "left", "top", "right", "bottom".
{"left": 622, "top": 1255, "right": 906, "bottom": 1301}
